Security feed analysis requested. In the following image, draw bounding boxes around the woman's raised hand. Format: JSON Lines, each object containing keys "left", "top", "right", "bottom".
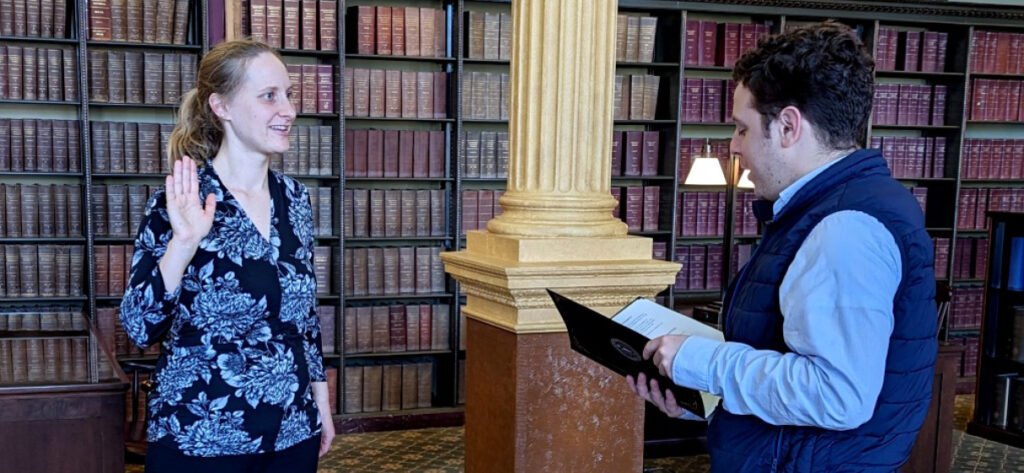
{"left": 165, "top": 157, "right": 217, "bottom": 248}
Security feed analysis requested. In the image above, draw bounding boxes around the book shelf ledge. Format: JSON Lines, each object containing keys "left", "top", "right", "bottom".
{"left": 0, "top": 297, "right": 88, "bottom": 303}
{"left": 611, "top": 175, "right": 675, "bottom": 182}
{"left": 683, "top": 65, "right": 733, "bottom": 73}
{"left": 619, "top": 119, "right": 679, "bottom": 125}
{"left": 462, "top": 58, "right": 510, "bottom": 65}
{"left": 346, "top": 53, "right": 455, "bottom": 64}
{"left": 344, "top": 177, "right": 453, "bottom": 183}
{"left": 617, "top": 61, "right": 680, "bottom": 69}
{"left": 90, "top": 173, "right": 170, "bottom": 179}
{"left": 343, "top": 349, "right": 454, "bottom": 360}
{"left": 314, "top": 235, "right": 341, "bottom": 241}
{"left": 279, "top": 49, "right": 341, "bottom": 58}
{"left": 298, "top": 112, "right": 340, "bottom": 119}
{"left": 292, "top": 174, "right": 342, "bottom": 180}
{"left": 875, "top": 69, "right": 965, "bottom": 79}
{"left": 628, "top": 230, "right": 672, "bottom": 237}
{"left": 0, "top": 36, "right": 79, "bottom": 45}
{"left": 85, "top": 40, "right": 202, "bottom": 51}
{"left": 966, "top": 120, "right": 1024, "bottom": 126}
{"left": 344, "top": 293, "right": 455, "bottom": 302}
{"left": 0, "top": 171, "right": 84, "bottom": 178}
{"left": 345, "top": 116, "right": 454, "bottom": 123}
{"left": 461, "top": 119, "right": 508, "bottom": 124}
{"left": 345, "top": 236, "right": 451, "bottom": 243}
{"left": 0, "top": 237, "right": 87, "bottom": 243}
{"left": 88, "top": 102, "right": 180, "bottom": 109}
{"left": 0, "top": 99, "right": 79, "bottom": 106}
{"left": 675, "top": 235, "right": 729, "bottom": 242}
{"left": 896, "top": 177, "right": 956, "bottom": 183}
{"left": 870, "top": 124, "right": 960, "bottom": 130}
{"left": 967, "top": 72, "right": 1024, "bottom": 80}
{"left": 960, "top": 179, "right": 1024, "bottom": 186}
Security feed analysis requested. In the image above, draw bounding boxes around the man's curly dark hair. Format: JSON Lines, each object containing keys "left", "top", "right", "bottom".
{"left": 732, "top": 21, "right": 875, "bottom": 150}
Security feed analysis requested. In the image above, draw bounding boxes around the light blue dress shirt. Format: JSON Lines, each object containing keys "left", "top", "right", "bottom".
{"left": 670, "top": 154, "right": 903, "bottom": 430}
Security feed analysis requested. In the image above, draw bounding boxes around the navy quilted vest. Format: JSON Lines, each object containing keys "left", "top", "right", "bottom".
{"left": 706, "top": 149, "right": 937, "bottom": 473}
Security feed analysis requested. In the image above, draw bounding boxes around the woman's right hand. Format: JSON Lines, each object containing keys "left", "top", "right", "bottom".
{"left": 165, "top": 157, "right": 217, "bottom": 249}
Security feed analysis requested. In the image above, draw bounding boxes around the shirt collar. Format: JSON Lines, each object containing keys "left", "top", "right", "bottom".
{"left": 772, "top": 152, "right": 854, "bottom": 216}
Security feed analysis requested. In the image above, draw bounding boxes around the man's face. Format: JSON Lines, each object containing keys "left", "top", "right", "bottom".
{"left": 730, "top": 84, "right": 786, "bottom": 200}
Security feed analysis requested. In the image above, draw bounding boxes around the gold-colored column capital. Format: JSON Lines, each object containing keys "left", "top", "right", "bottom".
{"left": 442, "top": 232, "right": 681, "bottom": 333}
{"left": 489, "top": 0, "right": 625, "bottom": 238}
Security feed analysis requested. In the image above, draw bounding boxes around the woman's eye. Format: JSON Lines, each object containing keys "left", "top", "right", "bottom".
{"left": 264, "top": 92, "right": 275, "bottom": 100}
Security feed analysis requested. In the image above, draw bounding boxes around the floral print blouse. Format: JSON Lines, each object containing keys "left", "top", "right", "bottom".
{"left": 120, "top": 162, "right": 325, "bottom": 457}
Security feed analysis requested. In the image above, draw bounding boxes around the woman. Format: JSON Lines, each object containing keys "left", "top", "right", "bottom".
{"left": 119, "top": 39, "right": 334, "bottom": 472}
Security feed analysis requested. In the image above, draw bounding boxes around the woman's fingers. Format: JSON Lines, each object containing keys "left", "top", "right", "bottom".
{"left": 173, "top": 159, "right": 184, "bottom": 198}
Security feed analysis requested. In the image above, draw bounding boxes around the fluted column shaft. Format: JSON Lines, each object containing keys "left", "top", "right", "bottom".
{"left": 488, "top": 0, "right": 626, "bottom": 237}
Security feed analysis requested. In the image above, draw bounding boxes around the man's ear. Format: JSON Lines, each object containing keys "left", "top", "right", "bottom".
{"left": 776, "top": 105, "right": 802, "bottom": 148}
{"left": 209, "top": 93, "right": 230, "bottom": 121}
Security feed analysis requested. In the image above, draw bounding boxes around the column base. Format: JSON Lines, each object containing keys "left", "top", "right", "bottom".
{"left": 465, "top": 318, "right": 644, "bottom": 473}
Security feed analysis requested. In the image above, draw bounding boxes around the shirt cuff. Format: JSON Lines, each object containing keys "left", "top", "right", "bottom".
{"left": 671, "top": 335, "right": 722, "bottom": 393}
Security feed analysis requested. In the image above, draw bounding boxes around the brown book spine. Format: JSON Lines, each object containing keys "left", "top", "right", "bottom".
{"left": 388, "top": 305, "right": 406, "bottom": 352}
{"left": 0, "top": 46, "right": 6, "bottom": 101}
{"left": 9, "top": 121, "right": 23, "bottom": 171}
{"left": 283, "top": 0, "right": 299, "bottom": 49}
{"left": 143, "top": 52, "right": 163, "bottom": 104}
{"left": 110, "top": 0, "right": 126, "bottom": 40}
{"left": 249, "top": 0, "right": 266, "bottom": 43}
{"left": 126, "top": 0, "right": 142, "bottom": 41}
{"left": 313, "top": 246, "right": 330, "bottom": 294}
{"left": 46, "top": 48, "right": 61, "bottom": 102}
{"left": 318, "top": 305, "right": 335, "bottom": 353}
{"left": 362, "top": 365, "right": 382, "bottom": 412}
{"left": 433, "top": 71, "right": 446, "bottom": 119}
{"left": 20, "top": 184, "right": 37, "bottom": 237}
{"left": 107, "top": 121, "right": 124, "bottom": 173}
{"left": 180, "top": 53, "right": 196, "bottom": 93}
{"left": 404, "top": 7, "right": 419, "bottom": 56}
{"left": 36, "top": 119, "right": 52, "bottom": 172}
{"left": 137, "top": 122, "right": 159, "bottom": 173}
{"left": 163, "top": 53, "right": 181, "bottom": 104}
{"left": 108, "top": 244, "right": 125, "bottom": 295}
{"left": 419, "top": 8, "right": 434, "bottom": 57}
{"left": 316, "top": 64, "right": 333, "bottom": 113}
{"left": 0, "top": 120, "right": 9, "bottom": 170}
{"left": 22, "top": 47, "right": 36, "bottom": 101}
{"left": 416, "top": 362, "right": 431, "bottom": 408}
{"left": 300, "top": 0, "right": 316, "bottom": 50}
{"left": 37, "top": 184, "right": 53, "bottom": 237}
{"left": 390, "top": 6, "right": 404, "bottom": 56}
{"left": 142, "top": 0, "right": 157, "bottom": 43}
{"left": 91, "top": 121, "right": 110, "bottom": 173}
{"left": 172, "top": 0, "right": 189, "bottom": 44}
{"left": 4, "top": 245, "right": 19, "bottom": 296}
{"left": 376, "top": 6, "right": 391, "bottom": 55}
{"left": 300, "top": 63, "right": 316, "bottom": 113}
{"left": 90, "top": 0, "right": 113, "bottom": 40}
{"left": 51, "top": 120, "right": 68, "bottom": 172}
{"left": 8, "top": 46, "right": 22, "bottom": 100}
{"left": 318, "top": 0, "right": 336, "bottom": 51}
{"left": 67, "top": 185, "right": 81, "bottom": 236}
{"left": 401, "top": 363, "right": 417, "bottom": 409}
{"left": 61, "top": 48, "right": 76, "bottom": 101}
{"left": 105, "top": 50, "right": 124, "bottom": 103}
{"left": 416, "top": 71, "right": 432, "bottom": 119}
{"left": 21, "top": 119, "right": 35, "bottom": 171}
{"left": 19, "top": 244, "right": 37, "bottom": 296}
{"left": 1, "top": 0, "right": 13, "bottom": 36}
{"left": 343, "top": 366, "right": 363, "bottom": 413}
{"left": 381, "top": 364, "right": 402, "bottom": 411}
{"left": 265, "top": 0, "right": 282, "bottom": 47}
{"left": 107, "top": 184, "right": 128, "bottom": 236}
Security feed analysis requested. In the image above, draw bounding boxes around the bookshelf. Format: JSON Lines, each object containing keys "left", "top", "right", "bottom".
{"left": 5, "top": 0, "right": 1024, "bottom": 442}
{"left": 966, "top": 211, "right": 1024, "bottom": 449}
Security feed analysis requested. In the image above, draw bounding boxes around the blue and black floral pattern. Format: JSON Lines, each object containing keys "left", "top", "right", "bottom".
{"left": 120, "top": 162, "right": 325, "bottom": 456}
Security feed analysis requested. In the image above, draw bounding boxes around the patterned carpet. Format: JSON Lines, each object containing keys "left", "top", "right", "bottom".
{"left": 128, "top": 396, "right": 1024, "bottom": 472}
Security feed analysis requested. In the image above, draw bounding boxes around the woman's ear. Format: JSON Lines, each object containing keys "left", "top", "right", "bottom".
{"left": 209, "top": 93, "right": 230, "bottom": 121}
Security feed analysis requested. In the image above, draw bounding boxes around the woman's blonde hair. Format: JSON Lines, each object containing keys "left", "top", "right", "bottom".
{"left": 167, "top": 39, "right": 283, "bottom": 167}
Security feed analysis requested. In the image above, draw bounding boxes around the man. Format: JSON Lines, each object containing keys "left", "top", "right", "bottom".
{"left": 627, "top": 21, "right": 937, "bottom": 472}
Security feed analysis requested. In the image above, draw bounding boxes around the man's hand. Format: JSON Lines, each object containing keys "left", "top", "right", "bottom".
{"left": 626, "top": 373, "right": 686, "bottom": 418}
{"left": 643, "top": 334, "right": 689, "bottom": 377}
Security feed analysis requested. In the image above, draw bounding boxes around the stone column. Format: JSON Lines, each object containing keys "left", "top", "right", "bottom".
{"left": 441, "top": 0, "right": 681, "bottom": 472}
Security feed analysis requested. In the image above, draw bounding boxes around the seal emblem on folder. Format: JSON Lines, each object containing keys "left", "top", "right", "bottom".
{"left": 610, "top": 337, "right": 642, "bottom": 362}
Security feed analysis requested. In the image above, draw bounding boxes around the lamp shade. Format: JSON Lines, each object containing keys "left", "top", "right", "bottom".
{"left": 684, "top": 157, "right": 727, "bottom": 186}
{"left": 737, "top": 169, "right": 755, "bottom": 189}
